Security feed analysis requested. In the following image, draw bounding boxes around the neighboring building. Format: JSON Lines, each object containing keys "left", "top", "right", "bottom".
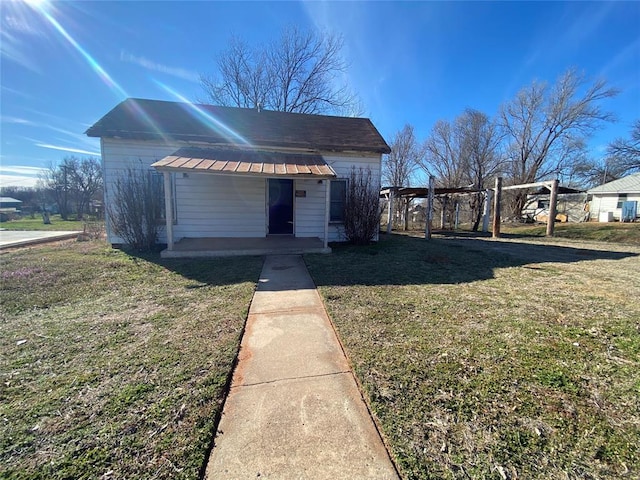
{"left": 0, "top": 197, "right": 23, "bottom": 210}
{"left": 522, "top": 189, "right": 587, "bottom": 223}
{"left": 86, "top": 98, "right": 390, "bottom": 254}
{"left": 588, "top": 173, "right": 640, "bottom": 222}
{"left": 0, "top": 197, "right": 22, "bottom": 222}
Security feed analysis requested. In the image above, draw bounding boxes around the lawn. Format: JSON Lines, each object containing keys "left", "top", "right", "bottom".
{"left": 500, "top": 221, "right": 640, "bottom": 245}
{"left": 306, "top": 232, "right": 640, "bottom": 479}
{"left": 0, "top": 214, "right": 89, "bottom": 231}
{"left": 0, "top": 240, "right": 263, "bottom": 479}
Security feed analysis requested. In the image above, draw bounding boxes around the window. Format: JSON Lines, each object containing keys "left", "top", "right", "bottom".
{"left": 617, "top": 194, "right": 627, "bottom": 209}
{"left": 151, "top": 171, "right": 177, "bottom": 224}
{"left": 330, "top": 179, "right": 347, "bottom": 222}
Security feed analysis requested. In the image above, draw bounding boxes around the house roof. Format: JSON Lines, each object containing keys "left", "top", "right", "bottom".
{"left": 86, "top": 98, "right": 391, "bottom": 154}
{"left": 588, "top": 172, "right": 640, "bottom": 194}
{"left": 151, "top": 147, "right": 336, "bottom": 178}
{"left": 0, "top": 197, "right": 22, "bottom": 203}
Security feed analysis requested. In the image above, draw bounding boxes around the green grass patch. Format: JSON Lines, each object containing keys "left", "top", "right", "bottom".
{"left": 0, "top": 240, "right": 263, "bottom": 479}
{"left": 501, "top": 222, "right": 640, "bottom": 245}
{"left": 306, "top": 233, "right": 640, "bottom": 479}
{"left": 0, "top": 214, "right": 89, "bottom": 231}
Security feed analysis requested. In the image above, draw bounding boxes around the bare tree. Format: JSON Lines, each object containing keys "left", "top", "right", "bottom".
{"left": 200, "top": 36, "right": 271, "bottom": 110}
{"left": 568, "top": 156, "right": 627, "bottom": 188}
{"left": 457, "top": 109, "right": 504, "bottom": 230}
{"left": 421, "top": 119, "right": 467, "bottom": 229}
{"left": 67, "top": 157, "right": 103, "bottom": 220}
{"left": 39, "top": 156, "right": 103, "bottom": 220}
{"left": 383, "top": 124, "right": 423, "bottom": 187}
{"left": 607, "top": 119, "right": 640, "bottom": 174}
{"left": 40, "top": 158, "right": 74, "bottom": 220}
{"left": 200, "top": 26, "right": 360, "bottom": 115}
{"left": 422, "top": 119, "right": 466, "bottom": 188}
{"left": 382, "top": 124, "right": 424, "bottom": 229}
{"left": 500, "top": 68, "right": 617, "bottom": 216}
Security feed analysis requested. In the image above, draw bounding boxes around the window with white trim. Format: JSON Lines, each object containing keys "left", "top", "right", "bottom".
{"left": 330, "top": 179, "right": 347, "bottom": 222}
{"left": 616, "top": 194, "right": 627, "bottom": 209}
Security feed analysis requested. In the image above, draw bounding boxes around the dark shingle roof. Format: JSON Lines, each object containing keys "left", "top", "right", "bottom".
{"left": 86, "top": 98, "right": 390, "bottom": 154}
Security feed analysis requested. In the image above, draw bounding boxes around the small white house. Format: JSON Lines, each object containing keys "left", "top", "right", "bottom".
{"left": 588, "top": 172, "right": 640, "bottom": 222}
{"left": 86, "top": 98, "right": 390, "bottom": 256}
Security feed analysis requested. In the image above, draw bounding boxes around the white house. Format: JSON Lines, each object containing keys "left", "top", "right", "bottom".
{"left": 588, "top": 172, "right": 640, "bottom": 222}
{"left": 86, "top": 98, "right": 390, "bottom": 256}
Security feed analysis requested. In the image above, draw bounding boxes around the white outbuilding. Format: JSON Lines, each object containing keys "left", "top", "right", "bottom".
{"left": 588, "top": 172, "right": 640, "bottom": 222}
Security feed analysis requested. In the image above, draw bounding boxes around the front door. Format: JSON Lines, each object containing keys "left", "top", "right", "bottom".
{"left": 268, "top": 179, "right": 294, "bottom": 235}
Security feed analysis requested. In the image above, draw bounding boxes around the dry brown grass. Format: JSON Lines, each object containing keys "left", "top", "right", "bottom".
{"left": 306, "top": 232, "right": 640, "bottom": 479}
{"left": 0, "top": 240, "right": 263, "bottom": 479}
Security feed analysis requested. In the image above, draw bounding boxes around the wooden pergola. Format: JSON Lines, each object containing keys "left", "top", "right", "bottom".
{"left": 381, "top": 177, "right": 582, "bottom": 240}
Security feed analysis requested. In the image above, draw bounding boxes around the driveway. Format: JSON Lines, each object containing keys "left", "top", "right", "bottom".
{"left": 0, "top": 230, "right": 82, "bottom": 249}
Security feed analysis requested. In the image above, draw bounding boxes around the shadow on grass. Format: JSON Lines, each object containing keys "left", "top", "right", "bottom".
{"left": 123, "top": 248, "right": 265, "bottom": 287}
{"left": 305, "top": 232, "right": 638, "bottom": 287}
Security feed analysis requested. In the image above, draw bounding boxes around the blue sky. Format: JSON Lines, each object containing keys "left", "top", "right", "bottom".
{"left": 1, "top": 0, "right": 639, "bottom": 187}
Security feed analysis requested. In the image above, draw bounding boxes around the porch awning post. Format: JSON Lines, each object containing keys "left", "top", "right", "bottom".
{"left": 324, "top": 179, "right": 331, "bottom": 249}
{"left": 163, "top": 171, "right": 174, "bottom": 250}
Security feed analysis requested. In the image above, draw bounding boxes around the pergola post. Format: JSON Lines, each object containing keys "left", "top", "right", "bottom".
{"left": 492, "top": 177, "right": 502, "bottom": 239}
{"left": 386, "top": 188, "right": 394, "bottom": 234}
{"left": 324, "top": 179, "right": 331, "bottom": 249}
{"left": 440, "top": 195, "right": 447, "bottom": 229}
{"left": 404, "top": 198, "right": 411, "bottom": 231}
{"left": 482, "top": 189, "right": 492, "bottom": 232}
{"left": 163, "top": 171, "right": 174, "bottom": 251}
{"left": 546, "top": 179, "right": 559, "bottom": 237}
{"left": 425, "top": 175, "right": 435, "bottom": 240}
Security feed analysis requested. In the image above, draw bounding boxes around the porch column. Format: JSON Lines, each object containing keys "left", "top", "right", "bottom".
{"left": 324, "top": 179, "right": 331, "bottom": 249}
{"left": 163, "top": 171, "right": 174, "bottom": 251}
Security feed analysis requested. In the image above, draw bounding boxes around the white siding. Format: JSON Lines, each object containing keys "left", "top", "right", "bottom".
{"left": 323, "top": 154, "right": 382, "bottom": 242}
{"left": 175, "top": 174, "right": 266, "bottom": 238}
{"left": 294, "top": 179, "right": 326, "bottom": 238}
{"left": 101, "top": 137, "right": 383, "bottom": 244}
{"left": 101, "top": 138, "right": 183, "bottom": 244}
{"left": 590, "top": 193, "right": 640, "bottom": 221}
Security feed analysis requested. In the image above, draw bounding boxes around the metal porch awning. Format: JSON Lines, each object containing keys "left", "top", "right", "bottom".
{"left": 151, "top": 147, "right": 337, "bottom": 178}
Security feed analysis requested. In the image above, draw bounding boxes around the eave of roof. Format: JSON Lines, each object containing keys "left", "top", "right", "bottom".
{"left": 151, "top": 147, "right": 337, "bottom": 178}
{"left": 587, "top": 173, "right": 640, "bottom": 194}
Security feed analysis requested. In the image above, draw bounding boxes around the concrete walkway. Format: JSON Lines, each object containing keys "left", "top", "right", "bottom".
{"left": 0, "top": 230, "right": 82, "bottom": 249}
{"left": 205, "top": 255, "right": 399, "bottom": 479}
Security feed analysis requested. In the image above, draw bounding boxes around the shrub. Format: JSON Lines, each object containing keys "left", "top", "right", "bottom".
{"left": 108, "top": 166, "right": 163, "bottom": 251}
{"left": 343, "top": 166, "right": 381, "bottom": 245}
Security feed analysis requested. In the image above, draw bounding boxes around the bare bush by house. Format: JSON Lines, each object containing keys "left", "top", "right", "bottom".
{"left": 108, "top": 166, "right": 163, "bottom": 251}
{"left": 343, "top": 166, "right": 381, "bottom": 245}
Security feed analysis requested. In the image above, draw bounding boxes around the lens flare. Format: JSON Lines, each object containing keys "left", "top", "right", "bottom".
{"left": 25, "top": 2, "right": 169, "bottom": 141}
{"left": 33, "top": 5, "right": 127, "bottom": 99}
{"left": 154, "top": 81, "right": 252, "bottom": 146}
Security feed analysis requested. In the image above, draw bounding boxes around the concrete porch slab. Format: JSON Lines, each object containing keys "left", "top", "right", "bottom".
{"left": 160, "top": 236, "right": 331, "bottom": 258}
